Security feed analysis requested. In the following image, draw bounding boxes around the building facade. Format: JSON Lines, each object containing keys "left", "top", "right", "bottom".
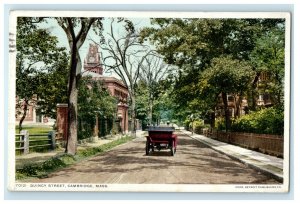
{"left": 215, "top": 72, "right": 274, "bottom": 119}
{"left": 15, "top": 95, "right": 52, "bottom": 125}
{"left": 82, "top": 43, "right": 129, "bottom": 133}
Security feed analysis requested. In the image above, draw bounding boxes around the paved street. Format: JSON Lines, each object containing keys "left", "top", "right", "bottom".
{"left": 30, "top": 131, "right": 280, "bottom": 184}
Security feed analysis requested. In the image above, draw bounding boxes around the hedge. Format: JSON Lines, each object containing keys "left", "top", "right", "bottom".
{"left": 231, "top": 107, "right": 284, "bottom": 135}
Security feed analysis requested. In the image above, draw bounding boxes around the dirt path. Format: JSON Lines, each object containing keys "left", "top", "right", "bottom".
{"left": 29, "top": 132, "right": 280, "bottom": 184}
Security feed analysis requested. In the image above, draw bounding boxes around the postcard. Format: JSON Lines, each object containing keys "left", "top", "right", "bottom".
{"left": 8, "top": 10, "right": 290, "bottom": 192}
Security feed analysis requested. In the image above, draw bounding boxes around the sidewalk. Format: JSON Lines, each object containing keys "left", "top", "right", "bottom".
{"left": 181, "top": 130, "right": 284, "bottom": 182}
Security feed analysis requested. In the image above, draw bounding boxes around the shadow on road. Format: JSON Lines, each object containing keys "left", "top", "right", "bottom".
{"left": 38, "top": 133, "right": 280, "bottom": 184}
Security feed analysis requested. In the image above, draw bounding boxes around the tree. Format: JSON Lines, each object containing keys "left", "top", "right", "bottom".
{"left": 140, "top": 18, "right": 284, "bottom": 121}
{"left": 35, "top": 52, "right": 69, "bottom": 119}
{"left": 139, "top": 54, "right": 171, "bottom": 125}
{"left": 16, "top": 17, "right": 67, "bottom": 132}
{"left": 98, "top": 18, "right": 151, "bottom": 134}
{"left": 78, "top": 76, "right": 117, "bottom": 139}
{"left": 199, "top": 56, "right": 255, "bottom": 132}
{"left": 56, "top": 17, "right": 102, "bottom": 154}
{"left": 250, "top": 26, "right": 285, "bottom": 109}
{"left": 135, "top": 80, "right": 150, "bottom": 129}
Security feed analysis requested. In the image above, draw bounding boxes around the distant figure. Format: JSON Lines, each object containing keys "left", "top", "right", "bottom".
{"left": 167, "top": 121, "right": 170, "bottom": 126}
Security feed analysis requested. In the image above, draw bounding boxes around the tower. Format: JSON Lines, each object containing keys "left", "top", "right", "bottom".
{"left": 83, "top": 43, "right": 103, "bottom": 75}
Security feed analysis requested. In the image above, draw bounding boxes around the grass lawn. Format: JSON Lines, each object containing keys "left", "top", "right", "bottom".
{"left": 15, "top": 125, "right": 54, "bottom": 154}
{"left": 16, "top": 135, "right": 134, "bottom": 181}
{"left": 15, "top": 125, "right": 53, "bottom": 134}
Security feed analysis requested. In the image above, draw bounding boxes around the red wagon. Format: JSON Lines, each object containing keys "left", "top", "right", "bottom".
{"left": 145, "top": 126, "right": 178, "bottom": 156}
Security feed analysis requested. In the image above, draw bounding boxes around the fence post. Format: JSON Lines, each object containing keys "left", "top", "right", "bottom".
{"left": 20, "top": 130, "right": 29, "bottom": 154}
{"left": 48, "top": 131, "right": 56, "bottom": 150}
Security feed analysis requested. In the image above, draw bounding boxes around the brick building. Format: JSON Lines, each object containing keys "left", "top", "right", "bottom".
{"left": 215, "top": 72, "right": 274, "bottom": 119}
{"left": 82, "top": 43, "right": 129, "bottom": 134}
{"left": 56, "top": 43, "right": 129, "bottom": 140}
{"left": 15, "top": 95, "right": 52, "bottom": 125}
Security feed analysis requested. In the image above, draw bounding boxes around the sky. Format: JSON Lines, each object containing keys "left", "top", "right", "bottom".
{"left": 39, "top": 17, "right": 153, "bottom": 79}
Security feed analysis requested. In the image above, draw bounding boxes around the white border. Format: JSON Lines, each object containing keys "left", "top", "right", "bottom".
{"left": 7, "top": 10, "right": 291, "bottom": 193}
{"left": 9, "top": 10, "right": 291, "bottom": 19}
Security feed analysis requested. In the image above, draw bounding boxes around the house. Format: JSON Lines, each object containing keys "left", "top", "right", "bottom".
{"left": 15, "top": 95, "right": 53, "bottom": 125}
{"left": 215, "top": 72, "right": 274, "bottom": 119}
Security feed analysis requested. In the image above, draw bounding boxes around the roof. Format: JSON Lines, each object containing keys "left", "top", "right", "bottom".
{"left": 82, "top": 71, "right": 102, "bottom": 78}
{"left": 81, "top": 71, "right": 127, "bottom": 89}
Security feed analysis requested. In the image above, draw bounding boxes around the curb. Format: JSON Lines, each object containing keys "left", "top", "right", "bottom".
{"left": 182, "top": 130, "right": 283, "bottom": 183}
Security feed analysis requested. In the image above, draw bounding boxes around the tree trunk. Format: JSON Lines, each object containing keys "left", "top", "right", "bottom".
{"left": 210, "top": 111, "right": 215, "bottom": 130}
{"left": 149, "top": 104, "right": 153, "bottom": 125}
{"left": 250, "top": 72, "right": 260, "bottom": 110}
{"left": 65, "top": 45, "right": 80, "bottom": 155}
{"left": 221, "top": 92, "right": 230, "bottom": 132}
{"left": 18, "top": 99, "right": 29, "bottom": 133}
{"left": 234, "top": 94, "right": 243, "bottom": 118}
{"left": 66, "top": 81, "right": 78, "bottom": 155}
{"left": 131, "top": 94, "right": 137, "bottom": 135}
{"left": 57, "top": 17, "right": 96, "bottom": 155}
{"left": 149, "top": 94, "right": 153, "bottom": 125}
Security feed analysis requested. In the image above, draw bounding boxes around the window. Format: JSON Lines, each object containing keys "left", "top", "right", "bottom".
{"left": 260, "top": 72, "right": 270, "bottom": 81}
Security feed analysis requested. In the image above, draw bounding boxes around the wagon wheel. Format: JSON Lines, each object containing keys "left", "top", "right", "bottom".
{"left": 157, "top": 144, "right": 161, "bottom": 151}
{"left": 174, "top": 141, "right": 177, "bottom": 153}
{"left": 170, "top": 145, "right": 175, "bottom": 156}
{"left": 145, "top": 141, "right": 150, "bottom": 155}
{"left": 170, "top": 140, "right": 176, "bottom": 156}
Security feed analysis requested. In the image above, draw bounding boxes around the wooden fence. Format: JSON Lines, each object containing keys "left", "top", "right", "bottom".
{"left": 15, "top": 130, "right": 63, "bottom": 155}
{"left": 203, "top": 130, "right": 284, "bottom": 158}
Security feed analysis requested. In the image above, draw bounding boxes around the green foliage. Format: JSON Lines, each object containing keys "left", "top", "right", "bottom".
{"left": 78, "top": 125, "right": 93, "bottom": 140}
{"left": 231, "top": 107, "right": 284, "bottom": 135}
{"left": 192, "top": 120, "right": 203, "bottom": 134}
{"left": 15, "top": 125, "right": 55, "bottom": 154}
{"left": 16, "top": 155, "right": 73, "bottom": 179}
{"left": 141, "top": 19, "right": 283, "bottom": 70}
{"left": 215, "top": 118, "right": 226, "bottom": 131}
{"left": 184, "top": 119, "right": 190, "bottom": 130}
{"left": 110, "top": 122, "right": 120, "bottom": 135}
{"left": 138, "top": 54, "right": 173, "bottom": 125}
{"left": 16, "top": 17, "right": 69, "bottom": 131}
{"left": 15, "top": 125, "right": 52, "bottom": 134}
{"left": 136, "top": 77, "right": 180, "bottom": 127}
{"left": 78, "top": 76, "right": 117, "bottom": 139}
{"left": 135, "top": 80, "right": 150, "bottom": 126}
{"left": 199, "top": 55, "right": 255, "bottom": 131}
{"left": 36, "top": 54, "right": 69, "bottom": 118}
{"left": 100, "top": 18, "right": 152, "bottom": 132}
{"left": 200, "top": 56, "right": 255, "bottom": 95}
{"left": 184, "top": 118, "right": 209, "bottom": 133}
{"left": 16, "top": 136, "right": 133, "bottom": 180}
{"left": 250, "top": 26, "right": 285, "bottom": 108}
{"left": 76, "top": 136, "right": 133, "bottom": 158}
{"left": 140, "top": 18, "right": 285, "bottom": 126}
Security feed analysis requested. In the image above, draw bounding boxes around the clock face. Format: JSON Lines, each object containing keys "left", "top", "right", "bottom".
{"left": 89, "top": 56, "right": 95, "bottom": 63}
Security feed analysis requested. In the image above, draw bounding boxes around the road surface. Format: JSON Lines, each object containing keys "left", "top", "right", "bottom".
{"left": 30, "top": 131, "right": 280, "bottom": 184}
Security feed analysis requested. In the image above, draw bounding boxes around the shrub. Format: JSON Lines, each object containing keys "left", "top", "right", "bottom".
{"left": 215, "top": 117, "right": 226, "bottom": 131}
{"left": 231, "top": 107, "right": 284, "bottom": 135}
{"left": 186, "top": 119, "right": 209, "bottom": 134}
{"left": 192, "top": 120, "right": 202, "bottom": 134}
{"left": 184, "top": 119, "right": 190, "bottom": 130}
{"left": 78, "top": 126, "right": 93, "bottom": 140}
